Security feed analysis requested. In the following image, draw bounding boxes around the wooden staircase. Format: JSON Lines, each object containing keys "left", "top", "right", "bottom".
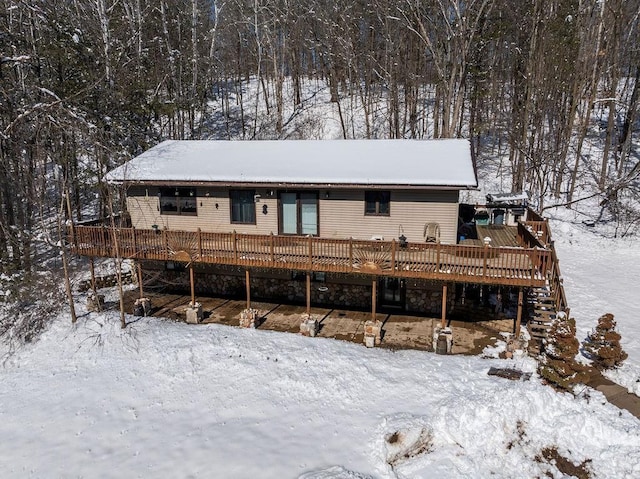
{"left": 527, "top": 284, "right": 558, "bottom": 354}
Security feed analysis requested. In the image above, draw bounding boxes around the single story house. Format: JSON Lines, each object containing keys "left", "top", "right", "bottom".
{"left": 71, "top": 139, "right": 567, "bottom": 342}
{"left": 106, "top": 139, "right": 477, "bottom": 244}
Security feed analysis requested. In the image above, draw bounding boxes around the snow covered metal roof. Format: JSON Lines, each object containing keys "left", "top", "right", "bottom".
{"left": 106, "top": 139, "right": 477, "bottom": 189}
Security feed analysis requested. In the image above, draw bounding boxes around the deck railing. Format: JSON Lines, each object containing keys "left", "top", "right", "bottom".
{"left": 70, "top": 225, "right": 553, "bottom": 288}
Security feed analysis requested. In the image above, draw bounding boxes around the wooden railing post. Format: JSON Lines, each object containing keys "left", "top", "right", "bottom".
{"left": 348, "top": 237, "right": 353, "bottom": 271}
{"left": 162, "top": 228, "right": 168, "bottom": 260}
{"left": 233, "top": 230, "right": 238, "bottom": 263}
{"left": 482, "top": 243, "right": 489, "bottom": 278}
{"left": 100, "top": 226, "right": 107, "bottom": 257}
{"left": 269, "top": 232, "right": 274, "bottom": 265}
{"left": 436, "top": 243, "right": 441, "bottom": 273}
{"left": 197, "top": 228, "right": 202, "bottom": 259}
{"left": 308, "top": 235, "right": 313, "bottom": 269}
{"left": 391, "top": 239, "right": 396, "bottom": 272}
{"left": 131, "top": 226, "right": 137, "bottom": 258}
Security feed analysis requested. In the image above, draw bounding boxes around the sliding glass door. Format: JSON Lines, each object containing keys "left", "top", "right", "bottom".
{"left": 279, "top": 191, "right": 318, "bottom": 235}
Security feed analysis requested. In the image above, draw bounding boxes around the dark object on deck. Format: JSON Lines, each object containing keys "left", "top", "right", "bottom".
{"left": 493, "top": 209, "right": 505, "bottom": 225}
{"left": 487, "top": 367, "right": 532, "bottom": 381}
{"left": 474, "top": 210, "right": 490, "bottom": 226}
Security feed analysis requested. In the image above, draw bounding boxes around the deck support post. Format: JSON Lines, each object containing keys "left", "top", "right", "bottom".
{"left": 245, "top": 269, "right": 251, "bottom": 310}
{"left": 137, "top": 261, "right": 144, "bottom": 299}
{"left": 189, "top": 263, "right": 196, "bottom": 306}
{"left": 371, "top": 279, "right": 377, "bottom": 321}
{"left": 306, "top": 272, "right": 311, "bottom": 316}
{"left": 515, "top": 288, "right": 524, "bottom": 336}
{"left": 441, "top": 283, "right": 448, "bottom": 328}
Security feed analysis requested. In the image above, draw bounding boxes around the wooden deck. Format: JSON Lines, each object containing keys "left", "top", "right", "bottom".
{"left": 476, "top": 225, "right": 519, "bottom": 247}
{"left": 69, "top": 225, "right": 553, "bottom": 288}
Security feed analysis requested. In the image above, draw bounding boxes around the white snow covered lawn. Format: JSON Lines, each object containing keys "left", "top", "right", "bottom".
{"left": 1, "top": 297, "right": 639, "bottom": 478}
{"left": 550, "top": 209, "right": 640, "bottom": 396}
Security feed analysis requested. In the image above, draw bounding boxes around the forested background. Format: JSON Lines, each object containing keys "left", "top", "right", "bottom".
{"left": 1, "top": 0, "right": 639, "bottom": 276}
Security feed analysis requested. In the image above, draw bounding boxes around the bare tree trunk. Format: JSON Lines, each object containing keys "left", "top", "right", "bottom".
{"left": 105, "top": 185, "right": 126, "bottom": 329}
{"left": 57, "top": 188, "right": 77, "bottom": 324}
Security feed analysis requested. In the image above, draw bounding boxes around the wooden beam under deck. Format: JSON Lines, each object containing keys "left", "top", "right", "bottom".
{"left": 245, "top": 269, "right": 251, "bottom": 310}
{"left": 441, "top": 283, "right": 448, "bottom": 328}
{"left": 371, "top": 279, "right": 377, "bottom": 321}
{"left": 515, "top": 288, "right": 524, "bottom": 337}
{"left": 306, "top": 272, "right": 311, "bottom": 316}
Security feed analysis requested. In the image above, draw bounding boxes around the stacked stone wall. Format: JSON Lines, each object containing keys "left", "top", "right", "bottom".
{"left": 142, "top": 263, "right": 455, "bottom": 314}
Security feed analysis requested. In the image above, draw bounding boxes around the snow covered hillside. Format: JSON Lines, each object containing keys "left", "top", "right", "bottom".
{"left": 550, "top": 208, "right": 640, "bottom": 396}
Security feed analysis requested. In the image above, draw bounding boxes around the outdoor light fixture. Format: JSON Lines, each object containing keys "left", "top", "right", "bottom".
{"left": 262, "top": 204, "right": 268, "bottom": 215}
{"left": 152, "top": 224, "right": 160, "bottom": 234}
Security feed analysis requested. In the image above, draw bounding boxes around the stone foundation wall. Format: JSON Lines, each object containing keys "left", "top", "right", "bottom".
{"left": 142, "top": 262, "right": 453, "bottom": 314}
{"left": 144, "top": 264, "right": 372, "bottom": 309}
{"left": 405, "top": 279, "right": 455, "bottom": 316}
{"left": 77, "top": 271, "right": 136, "bottom": 292}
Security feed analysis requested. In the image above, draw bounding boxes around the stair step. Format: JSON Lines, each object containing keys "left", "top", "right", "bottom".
{"left": 529, "top": 319, "right": 552, "bottom": 326}
{"left": 530, "top": 325, "right": 550, "bottom": 333}
{"left": 534, "top": 308, "right": 556, "bottom": 314}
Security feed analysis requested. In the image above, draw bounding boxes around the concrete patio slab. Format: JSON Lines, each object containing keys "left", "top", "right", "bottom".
{"left": 123, "top": 290, "right": 498, "bottom": 355}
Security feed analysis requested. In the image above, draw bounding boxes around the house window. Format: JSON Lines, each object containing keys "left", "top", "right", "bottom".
{"left": 230, "top": 190, "right": 256, "bottom": 224}
{"left": 159, "top": 187, "right": 197, "bottom": 215}
{"left": 365, "top": 191, "right": 390, "bottom": 216}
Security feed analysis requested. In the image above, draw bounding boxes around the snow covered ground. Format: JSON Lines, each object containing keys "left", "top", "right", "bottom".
{"left": 1, "top": 212, "right": 640, "bottom": 478}
{"left": 550, "top": 207, "right": 640, "bottom": 396}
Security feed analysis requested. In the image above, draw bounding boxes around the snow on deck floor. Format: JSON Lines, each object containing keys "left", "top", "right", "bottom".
{"left": 1, "top": 299, "right": 639, "bottom": 478}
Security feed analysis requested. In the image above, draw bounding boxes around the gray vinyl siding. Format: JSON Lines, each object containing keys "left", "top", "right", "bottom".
{"left": 126, "top": 186, "right": 278, "bottom": 234}
{"left": 126, "top": 187, "right": 460, "bottom": 244}
{"left": 318, "top": 190, "right": 459, "bottom": 244}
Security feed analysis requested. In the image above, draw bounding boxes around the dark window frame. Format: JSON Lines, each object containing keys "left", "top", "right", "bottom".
{"left": 159, "top": 187, "right": 198, "bottom": 216}
{"left": 364, "top": 190, "right": 391, "bottom": 216}
{"left": 230, "top": 189, "right": 257, "bottom": 225}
